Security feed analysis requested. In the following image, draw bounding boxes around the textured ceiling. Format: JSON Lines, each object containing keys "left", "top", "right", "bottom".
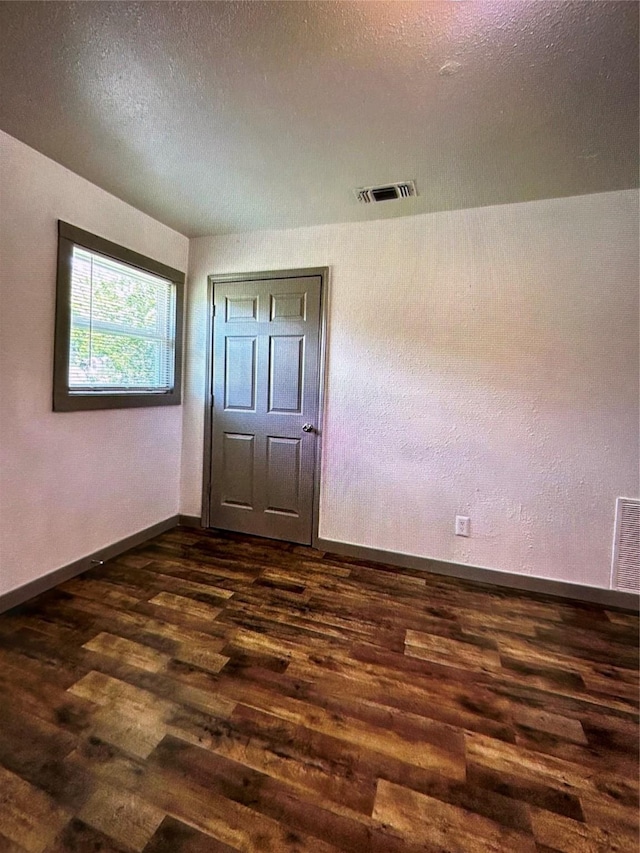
{"left": 0, "top": 1, "right": 637, "bottom": 237}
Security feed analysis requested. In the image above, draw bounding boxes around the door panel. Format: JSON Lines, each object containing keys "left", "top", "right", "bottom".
{"left": 268, "top": 336, "right": 304, "bottom": 413}
{"left": 224, "top": 337, "right": 257, "bottom": 410}
{"left": 265, "top": 436, "right": 301, "bottom": 516}
{"left": 270, "top": 292, "right": 307, "bottom": 321}
{"left": 221, "top": 433, "right": 254, "bottom": 509}
{"left": 226, "top": 296, "right": 258, "bottom": 322}
{"left": 209, "top": 275, "right": 322, "bottom": 545}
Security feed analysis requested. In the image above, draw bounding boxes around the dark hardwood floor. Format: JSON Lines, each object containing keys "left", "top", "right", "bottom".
{"left": 0, "top": 526, "right": 637, "bottom": 852}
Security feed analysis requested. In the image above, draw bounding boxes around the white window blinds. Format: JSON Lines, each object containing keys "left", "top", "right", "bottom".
{"left": 69, "top": 247, "right": 177, "bottom": 392}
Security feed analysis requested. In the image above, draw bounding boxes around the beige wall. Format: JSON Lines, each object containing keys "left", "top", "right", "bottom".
{"left": 0, "top": 131, "right": 189, "bottom": 597}
{"left": 182, "top": 189, "right": 639, "bottom": 590}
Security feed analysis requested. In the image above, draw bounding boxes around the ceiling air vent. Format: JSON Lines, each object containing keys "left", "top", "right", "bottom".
{"left": 611, "top": 497, "right": 640, "bottom": 593}
{"left": 355, "top": 180, "right": 417, "bottom": 204}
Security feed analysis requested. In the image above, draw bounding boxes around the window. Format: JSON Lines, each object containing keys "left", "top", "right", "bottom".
{"left": 53, "top": 221, "right": 184, "bottom": 411}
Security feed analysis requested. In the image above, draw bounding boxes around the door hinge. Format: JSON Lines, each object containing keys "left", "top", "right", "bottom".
{"left": 212, "top": 304, "right": 216, "bottom": 317}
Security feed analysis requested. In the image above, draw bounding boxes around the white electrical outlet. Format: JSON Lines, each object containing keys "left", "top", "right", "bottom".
{"left": 455, "top": 516, "right": 470, "bottom": 537}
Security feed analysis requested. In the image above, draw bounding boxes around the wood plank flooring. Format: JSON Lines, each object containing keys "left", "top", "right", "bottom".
{"left": 0, "top": 526, "right": 637, "bottom": 852}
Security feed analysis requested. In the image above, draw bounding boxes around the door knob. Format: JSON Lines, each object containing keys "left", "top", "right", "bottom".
{"left": 302, "top": 423, "right": 314, "bottom": 433}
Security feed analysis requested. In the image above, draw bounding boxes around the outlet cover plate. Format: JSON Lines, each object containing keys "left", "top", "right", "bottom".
{"left": 455, "top": 516, "right": 470, "bottom": 537}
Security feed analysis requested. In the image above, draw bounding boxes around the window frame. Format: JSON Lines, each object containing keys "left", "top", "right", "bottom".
{"left": 53, "top": 221, "right": 185, "bottom": 412}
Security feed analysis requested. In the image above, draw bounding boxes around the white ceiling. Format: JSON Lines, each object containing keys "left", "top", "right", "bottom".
{"left": 0, "top": 1, "right": 637, "bottom": 237}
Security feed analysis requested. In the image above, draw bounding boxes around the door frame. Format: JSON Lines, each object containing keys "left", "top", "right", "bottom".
{"left": 200, "top": 267, "right": 330, "bottom": 547}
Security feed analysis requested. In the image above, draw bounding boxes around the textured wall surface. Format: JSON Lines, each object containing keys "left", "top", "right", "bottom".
{"left": 182, "top": 189, "right": 639, "bottom": 589}
{"left": 0, "top": 131, "right": 189, "bottom": 596}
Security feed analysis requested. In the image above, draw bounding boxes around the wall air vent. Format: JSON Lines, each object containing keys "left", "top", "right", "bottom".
{"left": 355, "top": 180, "right": 418, "bottom": 204}
{"left": 611, "top": 497, "right": 640, "bottom": 592}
